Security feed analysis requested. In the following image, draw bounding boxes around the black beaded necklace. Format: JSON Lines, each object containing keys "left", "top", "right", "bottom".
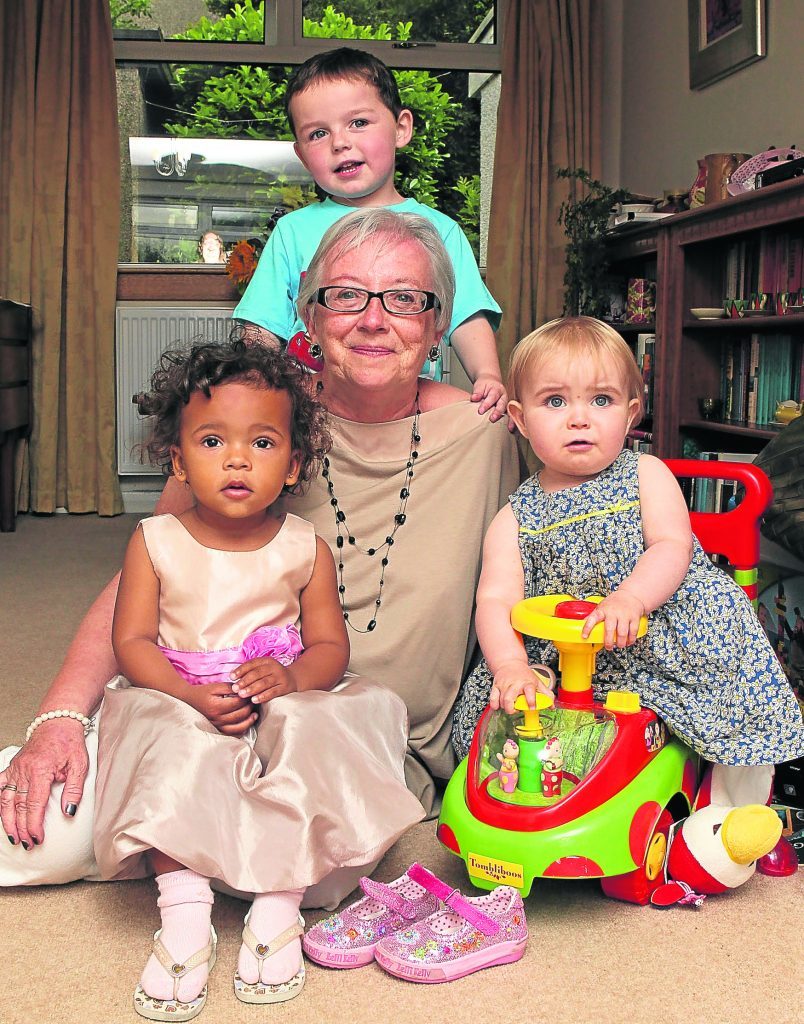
{"left": 317, "top": 380, "right": 421, "bottom": 634}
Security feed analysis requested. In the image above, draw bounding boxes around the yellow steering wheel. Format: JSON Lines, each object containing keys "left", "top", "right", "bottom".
{"left": 511, "top": 595, "right": 648, "bottom": 698}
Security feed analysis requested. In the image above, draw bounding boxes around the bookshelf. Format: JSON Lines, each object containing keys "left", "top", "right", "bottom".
{"left": 605, "top": 177, "right": 804, "bottom": 459}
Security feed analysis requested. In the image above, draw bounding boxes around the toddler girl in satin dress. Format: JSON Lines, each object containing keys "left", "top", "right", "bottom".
{"left": 94, "top": 340, "right": 423, "bottom": 1020}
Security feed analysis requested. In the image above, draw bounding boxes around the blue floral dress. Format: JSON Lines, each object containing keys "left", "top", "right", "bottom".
{"left": 452, "top": 450, "right": 804, "bottom": 766}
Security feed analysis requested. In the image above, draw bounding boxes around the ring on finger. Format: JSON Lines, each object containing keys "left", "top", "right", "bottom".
{"left": 14, "top": 790, "right": 29, "bottom": 796}
{"left": 1, "top": 784, "right": 18, "bottom": 792}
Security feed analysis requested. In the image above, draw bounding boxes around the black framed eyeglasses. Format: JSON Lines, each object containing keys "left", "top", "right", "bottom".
{"left": 316, "top": 287, "right": 440, "bottom": 316}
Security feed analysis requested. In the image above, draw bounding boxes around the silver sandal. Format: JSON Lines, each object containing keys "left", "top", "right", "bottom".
{"left": 234, "top": 911, "right": 305, "bottom": 1004}
{"left": 134, "top": 925, "right": 217, "bottom": 1022}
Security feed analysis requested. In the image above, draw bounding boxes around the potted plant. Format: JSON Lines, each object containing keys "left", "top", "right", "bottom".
{"left": 557, "top": 167, "right": 629, "bottom": 318}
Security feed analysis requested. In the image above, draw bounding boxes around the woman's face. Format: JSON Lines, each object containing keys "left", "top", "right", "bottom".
{"left": 201, "top": 233, "right": 224, "bottom": 263}
{"left": 306, "top": 234, "right": 444, "bottom": 396}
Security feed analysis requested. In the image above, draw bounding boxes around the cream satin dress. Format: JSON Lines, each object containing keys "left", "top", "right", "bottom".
{"left": 93, "top": 513, "right": 424, "bottom": 905}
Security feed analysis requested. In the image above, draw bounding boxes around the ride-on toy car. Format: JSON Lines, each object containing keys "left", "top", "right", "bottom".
{"left": 437, "top": 460, "right": 773, "bottom": 905}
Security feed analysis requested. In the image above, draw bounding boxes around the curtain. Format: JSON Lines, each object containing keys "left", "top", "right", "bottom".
{"left": 0, "top": 0, "right": 122, "bottom": 515}
{"left": 486, "top": 0, "right": 603, "bottom": 374}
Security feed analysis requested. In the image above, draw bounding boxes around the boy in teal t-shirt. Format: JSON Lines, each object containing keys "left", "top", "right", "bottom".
{"left": 233, "top": 47, "right": 507, "bottom": 421}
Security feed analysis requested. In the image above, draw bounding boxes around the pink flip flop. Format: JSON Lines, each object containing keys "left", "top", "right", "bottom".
{"left": 374, "top": 864, "right": 528, "bottom": 983}
{"left": 302, "top": 867, "right": 439, "bottom": 969}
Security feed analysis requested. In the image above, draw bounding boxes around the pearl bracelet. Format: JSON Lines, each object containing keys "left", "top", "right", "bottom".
{"left": 25, "top": 710, "right": 95, "bottom": 744}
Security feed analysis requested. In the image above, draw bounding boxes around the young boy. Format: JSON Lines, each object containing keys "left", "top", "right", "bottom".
{"left": 233, "top": 47, "right": 507, "bottom": 421}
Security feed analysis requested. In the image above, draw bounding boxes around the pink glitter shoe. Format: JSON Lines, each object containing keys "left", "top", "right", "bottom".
{"left": 374, "top": 865, "right": 528, "bottom": 983}
{"left": 302, "top": 866, "right": 440, "bottom": 969}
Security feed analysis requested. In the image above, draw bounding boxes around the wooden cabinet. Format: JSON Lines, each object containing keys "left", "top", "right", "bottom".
{"left": 0, "top": 299, "right": 32, "bottom": 532}
{"left": 605, "top": 178, "right": 804, "bottom": 458}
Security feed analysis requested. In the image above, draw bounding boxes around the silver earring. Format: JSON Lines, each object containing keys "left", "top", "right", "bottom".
{"left": 310, "top": 343, "right": 322, "bottom": 359}
{"left": 428, "top": 344, "right": 440, "bottom": 362}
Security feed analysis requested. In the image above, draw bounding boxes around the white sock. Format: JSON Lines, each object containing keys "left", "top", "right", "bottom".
{"left": 237, "top": 888, "right": 304, "bottom": 985}
{"left": 140, "top": 869, "right": 214, "bottom": 1002}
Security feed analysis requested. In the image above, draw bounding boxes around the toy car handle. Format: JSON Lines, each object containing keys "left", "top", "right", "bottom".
{"left": 511, "top": 594, "right": 648, "bottom": 645}
{"left": 512, "top": 595, "right": 648, "bottom": 700}
{"left": 662, "top": 459, "right": 772, "bottom": 571}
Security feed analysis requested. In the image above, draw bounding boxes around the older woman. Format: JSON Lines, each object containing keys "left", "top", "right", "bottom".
{"left": 0, "top": 209, "right": 519, "bottom": 885}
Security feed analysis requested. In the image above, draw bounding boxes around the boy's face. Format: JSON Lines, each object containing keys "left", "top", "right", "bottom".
{"left": 290, "top": 77, "right": 413, "bottom": 207}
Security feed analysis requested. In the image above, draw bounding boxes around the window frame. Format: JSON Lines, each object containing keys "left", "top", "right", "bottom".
{"left": 114, "top": 0, "right": 505, "bottom": 72}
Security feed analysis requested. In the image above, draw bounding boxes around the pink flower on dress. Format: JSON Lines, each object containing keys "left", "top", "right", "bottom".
{"left": 240, "top": 623, "right": 303, "bottom": 666}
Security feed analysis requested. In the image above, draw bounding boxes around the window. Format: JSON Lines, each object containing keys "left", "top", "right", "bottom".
{"left": 113, "top": 1, "right": 503, "bottom": 68}
{"left": 123, "top": 130, "right": 315, "bottom": 263}
{"left": 113, "top": 2, "right": 503, "bottom": 265}
{"left": 300, "top": 1, "right": 496, "bottom": 48}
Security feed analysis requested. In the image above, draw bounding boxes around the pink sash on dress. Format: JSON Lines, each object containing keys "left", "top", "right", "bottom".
{"left": 158, "top": 623, "right": 303, "bottom": 686}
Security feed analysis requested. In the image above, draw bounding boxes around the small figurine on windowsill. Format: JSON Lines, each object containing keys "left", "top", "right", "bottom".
{"left": 496, "top": 739, "right": 519, "bottom": 793}
{"left": 538, "top": 736, "right": 563, "bottom": 798}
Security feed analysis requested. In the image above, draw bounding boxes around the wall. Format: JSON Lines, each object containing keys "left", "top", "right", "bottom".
{"left": 601, "top": 0, "right": 624, "bottom": 190}
{"left": 472, "top": 74, "right": 501, "bottom": 267}
{"left": 608, "top": 0, "right": 802, "bottom": 198}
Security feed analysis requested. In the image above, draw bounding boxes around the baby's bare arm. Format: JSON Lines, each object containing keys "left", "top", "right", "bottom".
{"left": 475, "top": 506, "right": 555, "bottom": 712}
{"left": 582, "top": 456, "right": 693, "bottom": 648}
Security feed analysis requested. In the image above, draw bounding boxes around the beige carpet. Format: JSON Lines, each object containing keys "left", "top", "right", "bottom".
{"left": 0, "top": 513, "right": 801, "bottom": 1024}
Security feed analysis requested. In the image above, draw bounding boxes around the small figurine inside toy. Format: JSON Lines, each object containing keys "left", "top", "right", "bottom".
{"left": 479, "top": 701, "right": 616, "bottom": 807}
{"left": 538, "top": 736, "right": 564, "bottom": 798}
{"left": 495, "top": 738, "right": 520, "bottom": 794}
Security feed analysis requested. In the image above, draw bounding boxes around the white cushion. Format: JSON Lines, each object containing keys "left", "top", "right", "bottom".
{"left": 0, "top": 710, "right": 102, "bottom": 886}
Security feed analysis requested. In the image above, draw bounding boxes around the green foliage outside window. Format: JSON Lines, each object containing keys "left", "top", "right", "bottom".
{"left": 452, "top": 175, "right": 481, "bottom": 256}
{"left": 111, "top": 1, "right": 486, "bottom": 255}
{"left": 109, "top": 0, "right": 153, "bottom": 27}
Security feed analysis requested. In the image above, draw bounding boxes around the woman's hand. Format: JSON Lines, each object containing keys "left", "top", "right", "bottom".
{"left": 581, "top": 591, "right": 646, "bottom": 650}
{"left": 471, "top": 374, "right": 509, "bottom": 423}
{"left": 183, "top": 684, "right": 258, "bottom": 734}
{"left": 0, "top": 718, "right": 89, "bottom": 849}
{"left": 490, "top": 661, "right": 555, "bottom": 715}
{"left": 230, "top": 658, "right": 298, "bottom": 704}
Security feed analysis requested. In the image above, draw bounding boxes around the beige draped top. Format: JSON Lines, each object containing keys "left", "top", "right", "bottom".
{"left": 280, "top": 399, "right": 520, "bottom": 813}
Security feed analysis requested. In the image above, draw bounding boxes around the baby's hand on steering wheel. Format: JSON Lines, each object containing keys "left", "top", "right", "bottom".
{"left": 471, "top": 376, "right": 508, "bottom": 423}
{"left": 231, "top": 657, "right": 298, "bottom": 704}
{"left": 581, "top": 591, "right": 645, "bottom": 650}
{"left": 490, "top": 662, "right": 555, "bottom": 715}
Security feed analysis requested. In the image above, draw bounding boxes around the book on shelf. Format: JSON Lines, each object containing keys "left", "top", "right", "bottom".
{"left": 625, "top": 427, "right": 652, "bottom": 455}
{"left": 635, "top": 333, "right": 655, "bottom": 416}
{"left": 719, "top": 333, "right": 800, "bottom": 424}
{"left": 720, "top": 230, "right": 804, "bottom": 308}
{"left": 721, "top": 342, "right": 734, "bottom": 419}
{"left": 746, "top": 334, "right": 760, "bottom": 423}
{"left": 683, "top": 451, "right": 757, "bottom": 514}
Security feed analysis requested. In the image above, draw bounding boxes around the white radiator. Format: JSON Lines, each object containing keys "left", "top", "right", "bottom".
{"left": 116, "top": 302, "right": 236, "bottom": 474}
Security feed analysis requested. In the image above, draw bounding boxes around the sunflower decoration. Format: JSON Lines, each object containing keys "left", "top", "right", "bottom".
{"left": 225, "top": 202, "right": 294, "bottom": 295}
{"left": 226, "top": 237, "right": 264, "bottom": 295}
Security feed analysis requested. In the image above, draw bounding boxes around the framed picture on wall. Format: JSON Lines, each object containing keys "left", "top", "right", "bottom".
{"left": 688, "top": 0, "right": 766, "bottom": 90}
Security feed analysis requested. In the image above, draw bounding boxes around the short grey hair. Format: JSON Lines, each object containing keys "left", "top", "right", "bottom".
{"left": 297, "top": 209, "right": 454, "bottom": 335}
